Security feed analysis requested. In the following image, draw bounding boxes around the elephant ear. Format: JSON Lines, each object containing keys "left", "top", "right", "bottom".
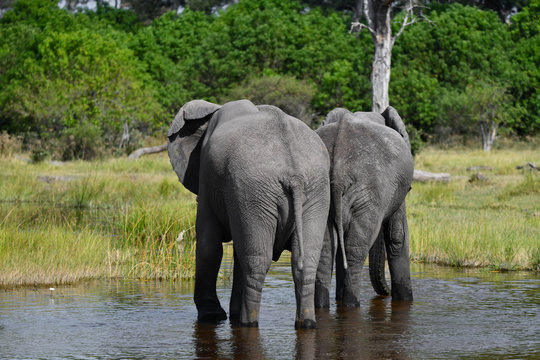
{"left": 382, "top": 106, "right": 411, "bottom": 151}
{"left": 167, "top": 100, "right": 221, "bottom": 194}
{"left": 320, "top": 108, "right": 350, "bottom": 128}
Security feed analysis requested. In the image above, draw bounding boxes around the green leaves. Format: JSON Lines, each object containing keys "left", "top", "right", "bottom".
{"left": 0, "top": 0, "right": 539, "bottom": 158}
{"left": 0, "top": 0, "right": 162, "bottom": 157}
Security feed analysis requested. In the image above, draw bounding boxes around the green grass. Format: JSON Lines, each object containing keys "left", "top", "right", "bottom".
{"left": 0, "top": 144, "right": 538, "bottom": 286}
{"left": 408, "top": 145, "right": 540, "bottom": 271}
{"left": 0, "top": 152, "right": 200, "bottom": 286}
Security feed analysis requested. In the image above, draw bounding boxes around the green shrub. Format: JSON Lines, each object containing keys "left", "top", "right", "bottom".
{"left": 61, "top": 122, "right": 104, "bottom": 161}
{"left": 221, "top": 74, "right": 318, "bottom": 127}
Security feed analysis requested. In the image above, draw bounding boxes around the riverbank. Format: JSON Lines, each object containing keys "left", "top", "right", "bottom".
{"left": 409, "top": 145, "right": 539, "bottom": 270}
{"left": 0, "top": 144, "right": 538, "bottom": 286}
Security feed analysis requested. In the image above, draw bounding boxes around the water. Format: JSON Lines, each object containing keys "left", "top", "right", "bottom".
{"left": 0, "top": 262, "right": 538, "bottom": 359}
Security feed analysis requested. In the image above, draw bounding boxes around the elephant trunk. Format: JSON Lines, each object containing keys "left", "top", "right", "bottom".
{"left": 369, "top": 231, "right": 391, "bottom": 296}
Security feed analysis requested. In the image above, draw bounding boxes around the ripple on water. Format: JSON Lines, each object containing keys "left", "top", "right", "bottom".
{"left": 0, "top": 263, "right": 538, "bottom": 359}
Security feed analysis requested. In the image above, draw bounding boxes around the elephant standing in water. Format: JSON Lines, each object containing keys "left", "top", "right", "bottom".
{"left": 314, "top": 106, "right": 414, "bottom": 308}
{"left": 167, "top": 99, "right": 330, "bottom": 328}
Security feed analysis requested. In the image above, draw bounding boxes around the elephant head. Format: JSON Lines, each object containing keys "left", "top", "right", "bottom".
{"left": 167, "top": 100, "right": 221, "bottom": 194}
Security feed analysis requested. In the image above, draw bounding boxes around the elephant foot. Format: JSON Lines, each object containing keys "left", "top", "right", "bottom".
{"left": 197, "top": 308, "right": 227, "bottom": 323}
{"left": 295, "top": 319, "right": 317, "bottom": 329}
{"left": 340, "top": 289, "right": 360, "bottom": 308}
{"left": 392, "top": 288, "right": 413, "bottom": 302}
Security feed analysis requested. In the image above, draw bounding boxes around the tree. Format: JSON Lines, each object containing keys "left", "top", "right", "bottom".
{"left": 438, "top": 82, "right": 512, "bottom": 151}
{"left": 0, "top": 0, "right": 163, "bottom": 157}
{"left": 350, "top": 0, "right": 429, "bottom": 112}
{"left": 434, "top": 0, "right": 529, "bottom": 22}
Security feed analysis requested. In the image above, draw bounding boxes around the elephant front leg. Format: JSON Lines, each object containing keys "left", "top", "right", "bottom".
{"left": 194, "top": 207, "right": 227, "bottom": 322}
{"left": 385, "top": 202, "right": 413, "bottom": 301}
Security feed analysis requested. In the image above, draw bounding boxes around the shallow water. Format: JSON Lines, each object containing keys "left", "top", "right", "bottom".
{"left": 0, "top": 262, "right": 538, "bottom": 359}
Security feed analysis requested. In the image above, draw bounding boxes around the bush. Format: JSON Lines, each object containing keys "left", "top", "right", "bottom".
{"left": 221, "top": 74, "right": 318, "bottom": 127}
{"left": 0, "top": 131, "right": 22, "bottom": 157}
{"left": 61, "top": 122, "right": 104, "bottom": 161}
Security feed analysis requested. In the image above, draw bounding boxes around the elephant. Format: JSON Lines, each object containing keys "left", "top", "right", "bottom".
{"left": 314, "top": 106, "right": 414, "bottom": 308}
{"left": 167, "top": 99, "right": 330, "bottom": 328}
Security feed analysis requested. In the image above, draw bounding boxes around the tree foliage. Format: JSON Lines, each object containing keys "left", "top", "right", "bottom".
{"left": 0, "top": 0, "right": 162, "bottom": 158}
{"left": 0, "top": 0, "right": 538, "bottom": 159}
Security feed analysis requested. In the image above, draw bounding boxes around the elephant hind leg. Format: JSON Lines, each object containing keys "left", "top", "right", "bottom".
{"left": 338, "top": 214, "right": 383, "bottom": 307}
{"left": 231, "top": 222, "right": 274, "bottom": 327}
{"left": 292, "top": 213, "right": 327, "bottom": 328}
{"left": 384, "top": 202, "right": 413, "bottom": 301}
{"left": 237, "top": 253, "right": 272, "bottom": 327}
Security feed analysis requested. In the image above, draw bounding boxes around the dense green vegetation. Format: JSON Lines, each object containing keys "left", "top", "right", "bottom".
{"left": 0, "top": 0, "right": 539, "bottom": 159}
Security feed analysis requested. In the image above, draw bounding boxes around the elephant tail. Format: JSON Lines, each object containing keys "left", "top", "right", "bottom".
{"left": 291, "top": 178, "right": 305, "bottom": 272}
{"left": 332, "top": 188, "right": 348, "bottom": 271}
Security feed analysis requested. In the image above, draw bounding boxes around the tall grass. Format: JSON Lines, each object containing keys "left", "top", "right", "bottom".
{"left": 0, "top": 153, "right": 201, "bottom": 286}
{"left": 0, "top": 144, "right": 538, "bottom": 286}
{"left": 409, "top": 146, "right": 540, "bottom": 271}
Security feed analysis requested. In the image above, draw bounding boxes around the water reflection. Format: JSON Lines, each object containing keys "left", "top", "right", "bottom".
{"left": 194, "top": 322, "right": 268, "bottom": 360}
{"left": 295, "top": 299, "right": 412, "bottom": 360}
{"left": 0, "top": 264, "right": 538, "bottom": 359}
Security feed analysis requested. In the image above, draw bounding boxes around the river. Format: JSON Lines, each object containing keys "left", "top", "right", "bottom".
{"left": 0, "top": 261, "right": 538, "bottom": 359}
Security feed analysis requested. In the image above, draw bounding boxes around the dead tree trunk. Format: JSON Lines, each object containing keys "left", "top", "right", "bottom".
{"left": 128, "top": 143, "right": 167, "bottom": 160}
{"left": 352, "top": 1, "right": 427, "bottom": 112}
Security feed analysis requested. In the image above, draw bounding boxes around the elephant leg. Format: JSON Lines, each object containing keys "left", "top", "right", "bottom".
{"left": 232, "top": 225, "right": 273, "bottom": 327}
{"left": 292, "top": 213, "right": 327, "bottom": 328}
{"left": 384, "top": 202, "right": 413, "bottom": 301}
{"left": 194, "top": 204, "right": 227, "bottom": 323}
{"left": 369, "top": 229, "right": 391, "bottom": 296}
{"left": 340, "top": 216, "right": 381, "bottom": 307}
{"left": 315, "top": 219, "right": 335, "bottom": 308}
{"left": 229, "top": 250, "right": 244, "bottom": 323}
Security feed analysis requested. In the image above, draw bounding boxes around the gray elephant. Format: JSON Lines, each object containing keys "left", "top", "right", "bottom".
{"left": 167, "top": 99, "right": 330, "bottom": 328}
{"left": 314, "top": 106, "right": 414, "bottom": 308}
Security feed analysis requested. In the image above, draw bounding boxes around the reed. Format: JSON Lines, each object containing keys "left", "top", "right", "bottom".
{"left": 0, "top": 153, "right": 201, "bottom": 286}
{"left": 0, "top": 144, "right": 538, "bottom": 286}
{"left": 409, "top": 146, "right": 540, "bottom": 271}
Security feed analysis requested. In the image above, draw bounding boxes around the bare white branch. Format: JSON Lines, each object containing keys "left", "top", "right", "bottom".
{"left": 392, "top": 1, "right": 433, "bottom": 44}
{"left": 350, "top": 21, "right": 375, "bottom": 34}
{"left": 362, "top": 0, "right": 375, "bottom": 31}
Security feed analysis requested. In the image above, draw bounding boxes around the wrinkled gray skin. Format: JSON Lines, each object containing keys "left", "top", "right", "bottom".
{"left": 314, "top": 106, "right": 414, "bottom": 308}
{"left": 168, "top": 99, "right": 330, "bottom": 328}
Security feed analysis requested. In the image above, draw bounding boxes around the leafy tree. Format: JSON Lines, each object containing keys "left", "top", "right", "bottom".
{"left": 391, "top": 3, "right": 518, "bottom": 133}
{"left": 0, "top": 0, "right": 163, "bottom": 158}
{"left": 506, "top": 0, "right": 540, "bottom": 134}
{"left": 437, "top": 82, "right": 513, "bottom": 151}
{"left": 130, "top": 9, "right": 213, "bottom": 113}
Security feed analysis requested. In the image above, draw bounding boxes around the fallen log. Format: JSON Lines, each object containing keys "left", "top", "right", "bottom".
{"left": 413, "top": 169, "right": 451, "bottom": 182}
{"left": 516, "top": 162, "right": 538, "bottom": 171}
{"left": 128, "top": 143, "right": 167, "bottom": 160}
